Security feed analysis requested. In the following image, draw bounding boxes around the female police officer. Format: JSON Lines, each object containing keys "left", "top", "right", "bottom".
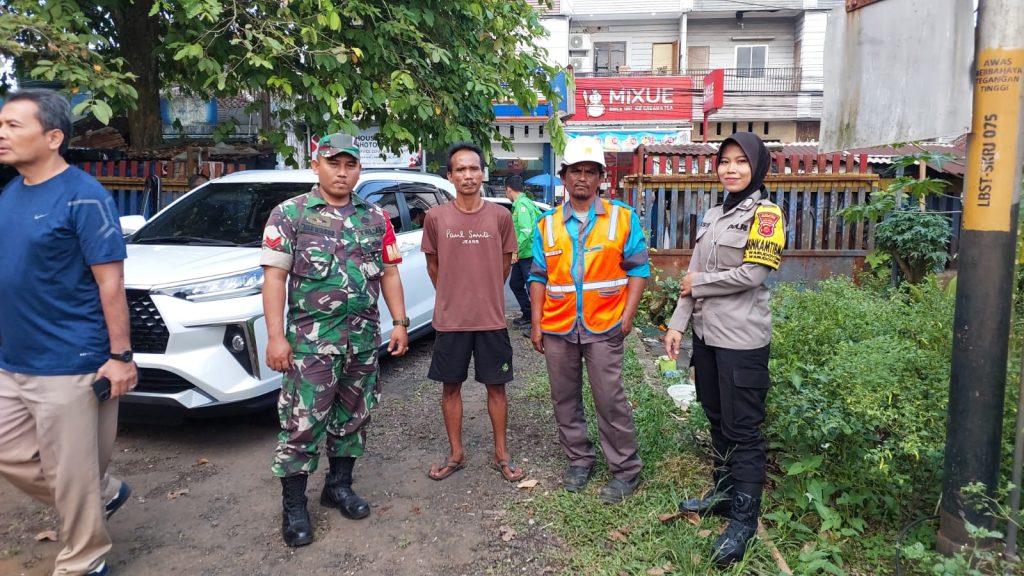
{"left": 664, "top": 132, "right": 784, "bottom": 566}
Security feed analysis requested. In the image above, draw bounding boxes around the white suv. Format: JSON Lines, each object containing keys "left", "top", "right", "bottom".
{"left": 120, "top": 170, "right": 455, "bottom": 423}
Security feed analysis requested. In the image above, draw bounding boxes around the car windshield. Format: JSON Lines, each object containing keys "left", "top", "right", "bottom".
{"left": 131, "top": 182, "right": 312, "bottom": 246}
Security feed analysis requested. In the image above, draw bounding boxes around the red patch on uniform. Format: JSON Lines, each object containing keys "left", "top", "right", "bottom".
{"left": 265, "top": 236, "right": 282, "bottom": 248}
{"left": 756, "top": 212, "right": 780, "bottom": 237}
{"left": 381, "top": 218, "right": 402, "bottom": 265}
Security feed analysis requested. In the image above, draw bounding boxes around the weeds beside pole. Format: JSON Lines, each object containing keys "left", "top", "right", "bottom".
{"left": 1007, "top": 337, "right": 1024, "bottom": 559}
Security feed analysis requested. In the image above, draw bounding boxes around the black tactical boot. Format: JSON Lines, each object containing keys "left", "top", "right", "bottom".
{"left": 711, "top": 483, "right": 762, "bottom": 567}
{"left": 678, "top": 468, "right": 733, "bottom": 517}
{"left": 280, "top": 475, "right": 313, "bottom": 547}
{"left": 321, "top": 457, "right": 371, "bottom": 520}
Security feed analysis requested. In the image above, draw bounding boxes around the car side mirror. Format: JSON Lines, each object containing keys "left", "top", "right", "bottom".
{"left": 120, "top": 215, "right": 148, "bottom": 236}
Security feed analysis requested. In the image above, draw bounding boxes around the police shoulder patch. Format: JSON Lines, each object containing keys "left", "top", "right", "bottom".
{"left": 743, "top": 204, "right": 785, "bottom": 270}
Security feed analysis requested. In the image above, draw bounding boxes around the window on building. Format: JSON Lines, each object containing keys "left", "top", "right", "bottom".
{"left": 687, "top": 46, "right": 710, "bottom": 71}
{"left": 652, "top": 42, "right": 678, "bottom": 73}
{"left": 735, "top": 45, "right": 767, "bottom": 78}
{"left": 594, "top": 42, "right": 626, "bottom": 74}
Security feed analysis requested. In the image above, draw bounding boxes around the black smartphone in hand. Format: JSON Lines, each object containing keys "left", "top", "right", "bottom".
{"left": 92, "top": 377, "right": 111, "bottom": 402}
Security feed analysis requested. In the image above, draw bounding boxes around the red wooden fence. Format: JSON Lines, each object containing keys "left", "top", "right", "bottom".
{"left": 76, "top": 160, "right": 248, "bottom": 215}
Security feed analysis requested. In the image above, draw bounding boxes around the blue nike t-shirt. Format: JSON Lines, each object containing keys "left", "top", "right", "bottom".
{"left": 0, "top": 166, "right": 127, "bottom": 375}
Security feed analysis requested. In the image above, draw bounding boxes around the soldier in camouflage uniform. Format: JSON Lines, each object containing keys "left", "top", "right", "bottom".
{"left": 260, "top": 133, "right": 410, "bottom": 547}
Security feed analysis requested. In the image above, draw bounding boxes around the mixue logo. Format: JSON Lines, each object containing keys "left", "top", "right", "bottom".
{"left": 608, "top": 87, "right": 675, "bottom": 105}
{"left": 584, "top": 87, "right": 676, "bottom": 118}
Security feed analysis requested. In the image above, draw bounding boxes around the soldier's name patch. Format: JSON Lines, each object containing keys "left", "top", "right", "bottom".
{"left": 357, "top": 225, "right": 385, "bottom": 237}
{"left": 299, "top": 222, "right": 342, "bottom": 238}
{"left": 743, "top": 204, "right": 784, "bottom": 270}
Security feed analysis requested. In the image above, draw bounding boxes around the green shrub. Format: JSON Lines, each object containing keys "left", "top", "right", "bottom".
{"left": 874, "top": 211, "right": 951, "bottom": 284}
{"left": 767, "top": 277, "right": 955, "bottom": 523}
{"left": 638, "top": 267, "right": 681, "bottom": 329}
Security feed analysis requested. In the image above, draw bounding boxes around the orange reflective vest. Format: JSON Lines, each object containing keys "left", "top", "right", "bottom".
{"left": 538, "top": 200, "right": 633, "bottom": 335}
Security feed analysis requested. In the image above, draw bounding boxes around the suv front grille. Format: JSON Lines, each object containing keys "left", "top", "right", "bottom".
{"left": 127, "top": 289, "right": 170, "bottom": 353}
{"left": 136, "top": 368, "right": 194, "bottom": 394}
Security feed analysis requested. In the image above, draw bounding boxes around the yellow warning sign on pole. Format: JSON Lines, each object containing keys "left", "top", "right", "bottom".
{"left": 963, "top": 48, "right": 1024, "bottom": 232}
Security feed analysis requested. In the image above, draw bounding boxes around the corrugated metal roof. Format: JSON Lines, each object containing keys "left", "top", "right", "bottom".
{"left": 644, "top": 144, "right": 718, "bottom": 155}
{"left": 640, "top": 138, "right": 968, "bottom": 176}
{"left": 777, "top": 141, "right": 967, "bottom": 176}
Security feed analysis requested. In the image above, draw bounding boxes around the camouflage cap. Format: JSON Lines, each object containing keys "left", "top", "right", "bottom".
{"left": 317, "top": 132, "right": 360, "bottom": 160}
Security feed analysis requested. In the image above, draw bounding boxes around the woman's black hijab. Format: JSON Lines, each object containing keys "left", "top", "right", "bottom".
{"left": 718, "top": 132, "right": 770, "bottom": 212}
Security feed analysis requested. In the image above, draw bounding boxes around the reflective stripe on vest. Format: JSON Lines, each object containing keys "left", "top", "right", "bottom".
{"left": 539, "top": 200, "right": 633, "bottom": 335}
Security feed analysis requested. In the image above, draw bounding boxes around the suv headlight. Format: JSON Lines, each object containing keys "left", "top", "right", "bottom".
{"left": 152, "top": 268, "right": 264, "bottom": 302}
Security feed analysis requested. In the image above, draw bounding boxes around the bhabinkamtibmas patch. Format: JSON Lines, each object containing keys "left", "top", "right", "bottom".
{"left": 743, "top": 205, "right": 785, "bottom": 270}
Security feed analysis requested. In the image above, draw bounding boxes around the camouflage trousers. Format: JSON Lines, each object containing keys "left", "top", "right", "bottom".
{"left": 271, "top": 349, "right": 380, "bottom": 478}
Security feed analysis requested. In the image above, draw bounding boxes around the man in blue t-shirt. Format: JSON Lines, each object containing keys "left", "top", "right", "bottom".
{"left": 0, "top": 89, "right": 137, "bottom": 576}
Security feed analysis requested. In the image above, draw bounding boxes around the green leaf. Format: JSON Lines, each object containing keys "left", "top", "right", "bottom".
{"left": 785, "top": 455, "right": 824, "bottom": 476}
{"left": 91, "top": 100, "right": 113, "bottom": 124}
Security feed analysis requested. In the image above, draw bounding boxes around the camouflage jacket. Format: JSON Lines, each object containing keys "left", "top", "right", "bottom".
{"left": 261, "top": 187, "right": 401, "bottom": 355}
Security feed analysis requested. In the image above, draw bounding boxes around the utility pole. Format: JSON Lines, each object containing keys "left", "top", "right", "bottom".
{"left": 938, "top": 0, "right": 1024, "bottom": 556}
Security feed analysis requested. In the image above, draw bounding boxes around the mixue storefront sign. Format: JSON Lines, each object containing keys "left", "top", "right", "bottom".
{"left": 573, "top": 77, "right": 693, "bottom": 123}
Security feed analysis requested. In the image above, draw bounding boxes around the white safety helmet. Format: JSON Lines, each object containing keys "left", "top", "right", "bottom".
{"left": 559, "top": 137, "right": 606, "bottom": 173}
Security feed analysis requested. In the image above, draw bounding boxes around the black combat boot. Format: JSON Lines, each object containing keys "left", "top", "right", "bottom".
{"left": 321, "top": 457, "right": 371, "bottom": 520}
{"left": 711, "top": 483, "right": 762, "bottom": 567}
{"left": 280, "top": 475, "right": 313, "bottom": 547}
{"left": 678, "top": 467, "right": 733, "bottom": 517}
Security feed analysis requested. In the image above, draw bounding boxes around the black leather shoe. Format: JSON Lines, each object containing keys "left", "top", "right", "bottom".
{"left": 562, "top": 465, "right": 594, "bottom": 492}
{"left": 321, "top": 482, "right": 371, "bottom": 520}
{"left": 679, "top": 488, "right": 732, "bottom": 517}
{"left": 280, "top": 476, "right": 313, "bottom": 547}
{"left": 679, "top": 469, "right": 733, "bottom": 517}
{"left": 322, "top": 457, "right": 371, "bottom": 520}
{"left": 711, "top": 484, "right": 762, "bottom": 566}
{"left": 599, "top": 474, "right": 642, "bottom": 504}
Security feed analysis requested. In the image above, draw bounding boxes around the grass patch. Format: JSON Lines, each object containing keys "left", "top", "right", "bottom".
{"left": 522, "top": 368, "right": 552, "bottom": 402}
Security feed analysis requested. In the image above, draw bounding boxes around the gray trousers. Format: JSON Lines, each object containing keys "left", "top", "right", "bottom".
{"left": 543, "top": 334, "right": 642, "bottom": 480}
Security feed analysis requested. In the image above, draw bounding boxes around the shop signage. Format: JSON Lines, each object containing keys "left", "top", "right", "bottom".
{"left": 572, "top": 77, "right": 693, "bottom": 123}
{"left": 566, "top": 130, "right": 690, "bottom": 152}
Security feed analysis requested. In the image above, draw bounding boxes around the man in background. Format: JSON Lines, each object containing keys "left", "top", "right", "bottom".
{"left": 504, "top": 174, "right": 541, "bottom": 334}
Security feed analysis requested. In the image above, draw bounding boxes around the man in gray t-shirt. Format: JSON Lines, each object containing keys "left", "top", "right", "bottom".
{"left": 421, "top": 142, "right": 521, "bottom": 483}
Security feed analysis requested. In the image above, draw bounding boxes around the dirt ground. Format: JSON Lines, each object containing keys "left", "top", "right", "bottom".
{"left": 0, "top": 311, "right": 584, "bottom": 576}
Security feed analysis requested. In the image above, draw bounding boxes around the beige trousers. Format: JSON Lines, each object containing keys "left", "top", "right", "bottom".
{"left": 0, "top": 369, "right": 122, "bottom": 576}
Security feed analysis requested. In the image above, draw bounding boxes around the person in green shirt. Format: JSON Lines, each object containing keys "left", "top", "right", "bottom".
{"left": 505, "top": 175, "right": 542, "bottom": 333}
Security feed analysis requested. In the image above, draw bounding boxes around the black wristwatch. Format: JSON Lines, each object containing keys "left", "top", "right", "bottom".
{"left": 392, "top": 318, "right": 410, "bottom": 327}
{"left": 111, "top": 350, "right": 134, "bottom": 362}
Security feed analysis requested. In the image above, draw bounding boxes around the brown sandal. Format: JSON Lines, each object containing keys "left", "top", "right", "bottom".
{"left": 491, "top": 458, "right": 524, "bottom": 482}
{"left": 428, "top": 458, "right": 465, "bottom": 481}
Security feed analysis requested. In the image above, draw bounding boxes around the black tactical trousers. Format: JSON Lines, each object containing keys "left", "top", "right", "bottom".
{"left": 691, "top": 336, "right": 771, "bottom": 485}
